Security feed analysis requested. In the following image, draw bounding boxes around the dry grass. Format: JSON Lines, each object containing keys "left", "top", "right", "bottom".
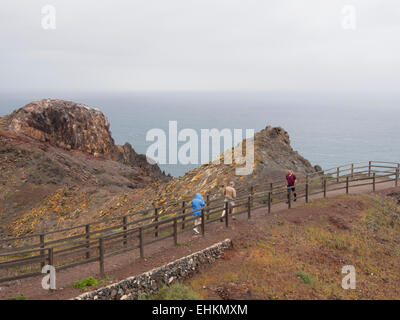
{"left": 188, "top": 193, "right": 400, "bottom": 299}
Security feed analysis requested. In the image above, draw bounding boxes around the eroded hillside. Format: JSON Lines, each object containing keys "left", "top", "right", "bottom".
{"left": 0, "top": 99, "right": 169, "bottom": 237}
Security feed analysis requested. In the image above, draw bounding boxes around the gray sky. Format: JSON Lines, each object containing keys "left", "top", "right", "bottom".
{"left": 0, "top": 0, "right": 399, "bottom": 93}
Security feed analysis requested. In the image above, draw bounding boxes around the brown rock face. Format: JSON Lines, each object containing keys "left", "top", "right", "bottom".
{"left": 5, "top": 99, "right": 169, "bottom": 181}
{"left": 252, "top": 125, "right": 315, "bottom": 177}
{"left": 114, "top": 142, "right": 170, "bottom": 180}
{"left": 152, "top": 125, "right": 317, "bottom": 204}
{"left": 7, "top": 99, "right": 115, "bottom": 155}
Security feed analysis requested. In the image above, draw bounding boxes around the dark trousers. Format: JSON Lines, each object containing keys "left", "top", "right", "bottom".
{"left": 287, "top": 185, "right": 296, "bottom": 201}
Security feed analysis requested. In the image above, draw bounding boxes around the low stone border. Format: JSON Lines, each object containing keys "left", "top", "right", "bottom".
{"left": 73, "top": 239, "right": 232, "bottom": 300}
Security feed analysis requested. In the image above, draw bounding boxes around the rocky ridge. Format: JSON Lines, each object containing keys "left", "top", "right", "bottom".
{"left": 151, "top": 125, "right": 318, "bottom": 207}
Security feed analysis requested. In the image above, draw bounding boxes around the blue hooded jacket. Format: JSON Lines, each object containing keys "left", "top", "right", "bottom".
{"left": 191, "top": 193, "right": 205, "bottom": 217}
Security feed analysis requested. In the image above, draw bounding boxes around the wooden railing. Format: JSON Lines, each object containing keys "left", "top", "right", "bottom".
{"left": 0, "top": 161, "right": 399, "bottom": 284}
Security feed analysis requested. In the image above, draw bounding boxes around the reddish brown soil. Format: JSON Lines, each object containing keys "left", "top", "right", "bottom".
{"left": 187, "top": 186, "right": 400, "bottom": 300}
{"left": 0, "top": 129, "right": 162, "bottom": 237}
{"left": 0, "top": 180, "right": 397, "bottom": 300}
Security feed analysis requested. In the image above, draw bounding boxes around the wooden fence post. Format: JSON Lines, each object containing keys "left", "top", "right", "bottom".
{"left": 247, "top": 196, "right": 251, "bottom": 219}
{"left": 337, "top": 167, "right": 340, "bottom": 183}
{"left": 323, "top": 178, "right": 327, "bottom": 198}
{"left": 267, "top": 192, "right": 271, "bottom": 214}
{"left": 305, "top": 176, "right": 309, "bottom": 203}
{"left": 351, "top": 163, "right": 354, "bottom": 179}
{"left": 99, "top": 238, "right": 104, "bottom": 277}
{"left": 154, "top": 207, "right": 159, "bottom": 238}
{"left": 250, "top": 186, "right": 254, "bottom": 208}
{"left": 396, "top": 166, "right": 399, "bottom": 187}
{"left": 123, "top": 216, "right": 128, "bottom": 246}
{"left": 173, "top": 218, "right": 178, "bottom": 245}
{"left": 46, "top": 248, "right": 55, "bottom": 291}
{"left": 48, "top": 247, "right": 54, "bottom": 266}
{"left": 373, "top": 173, "right": 376, "bottom": 192}
{"left": 181, "top": 201, "right": 186, "bottom": 230}
{"left": 85, "top": 224, "right": 90, "bottom": 259}
{"left": 368, "top": 161, "right": 372, "bottom": 177}
{"left": 270, "top": 182, "right": 273, "bottom": 192}
{"left": 225, "top": 201, "right": 229, "bottom": 228}
{"left": 346, "top": 176, "right": 349, "bottom": 194}
{"left": 201, "top": 208, "right": 205, "bottom": 236}
{"left": 47, "top": 248, "right": 55, "bottom": 291}
{"left": 139, "top": 227, "right": 144, "bottom": 258}
{"left": 40, "top": 234, "right": 45, "bottom": 268}
{"left": 206, "top": 194, "right": 210, "bottom": 220}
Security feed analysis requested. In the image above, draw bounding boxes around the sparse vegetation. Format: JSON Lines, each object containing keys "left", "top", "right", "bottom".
{"left": 177, "top": 240, "right": 194, "bottom": 247}
{"left": 73, "top": 276, "right": 99, "bottom": 290}
{"left": 296, "top": 271, "right": 314, "bottom": 285}
{"left": 100, "top": 275, "right": 114, "bottom": 284}
{"left": 188, "top": 193, "right": 400, "bottom": 299}
{"left": 160, "top": 214, "right": 172, "bottom": 221}
{"left": 8, "top": 296, "right": 27, "bottom": 300}
{"left": 138, "top": 283, "right": 199, "bottom": 300}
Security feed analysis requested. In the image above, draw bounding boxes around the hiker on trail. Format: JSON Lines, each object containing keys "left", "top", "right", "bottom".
{"left": 191, "top": 193, "right": 205, "bottom": 235}
{"left": 221, "top": 181, "right": 237, "bottom": 221}
{"left": 286, "top": 170, "right": 297, "bottom": 202}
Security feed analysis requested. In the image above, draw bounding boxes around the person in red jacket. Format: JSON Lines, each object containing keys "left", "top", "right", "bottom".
{"left": 286, "top": 170, "right": 297, "bottom": 202}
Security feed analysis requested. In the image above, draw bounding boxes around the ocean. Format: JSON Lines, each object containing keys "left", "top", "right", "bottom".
{"left": 1, "top": 91, "right": 399, "bottom": 177}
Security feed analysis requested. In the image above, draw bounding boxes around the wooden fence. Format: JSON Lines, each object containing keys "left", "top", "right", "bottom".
{"left": 0, "top": 160, "right": 398, "bottom": 284}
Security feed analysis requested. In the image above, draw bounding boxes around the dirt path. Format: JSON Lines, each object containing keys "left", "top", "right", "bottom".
{"left": 0, "top": 179, "right": 397, "bottom": 300}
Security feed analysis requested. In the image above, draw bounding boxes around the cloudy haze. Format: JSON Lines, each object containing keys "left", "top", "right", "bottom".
{"left": 0, "top": 0, "right": 399, "bottom": 94}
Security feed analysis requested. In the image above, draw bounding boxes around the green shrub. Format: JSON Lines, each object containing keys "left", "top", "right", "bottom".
{"left": 8, "top": 296, "right": 27, "bottom": 300}
{"left": 73, "top": 276, "right": 99, "bottom": 290}
{"left": 296, "top": 271, "right": 315, "bottom": 285}
{"left": 100, "top": 275, "right": 114, "bottom": 284}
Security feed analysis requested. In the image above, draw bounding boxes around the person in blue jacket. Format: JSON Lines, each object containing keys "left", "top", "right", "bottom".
{"left": 191, "top": 193, "right": 205, "bottom": 234}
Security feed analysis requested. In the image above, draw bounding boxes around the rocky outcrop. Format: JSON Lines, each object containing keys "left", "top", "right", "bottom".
{"left": 7, "top": 99, "right": 115, "bottom": 156}
{"left": 4, "top": 99, "right": 168, "bottom": 181}
{"left": 115, "top": 142, "right": 170, "bottom": 180}
{"left": 250, "top": 125, "right": 316, "bottom": 179}
{"left": 151, "top": 125, "right": 318, "bottom": 205}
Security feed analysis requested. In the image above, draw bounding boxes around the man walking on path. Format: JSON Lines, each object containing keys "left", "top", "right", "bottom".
{"left": 221, "top": 181, "right": 237, "bottom": 221}
{"left": 286, "top": 170, "right": 297, "bottom": 203}
{"left": 191, "top": 193, "right": 205, "bottom": 234}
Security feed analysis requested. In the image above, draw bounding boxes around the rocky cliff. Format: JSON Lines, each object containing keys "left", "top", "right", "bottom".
{"left": 0, "top": 99, "right": 169, "bottom": 237}
{"left": 6, "top": 100, "right": 115, "bottom": 155}
{"left": 3, "top": 99, "right": 168, "bottom": 180}
{"left": 152, "top": 125, "right": 317, "bottom": 206}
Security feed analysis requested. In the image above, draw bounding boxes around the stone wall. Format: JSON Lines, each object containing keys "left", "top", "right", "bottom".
{"left": 73, "top": 239, "right": 232, "bottom": 300}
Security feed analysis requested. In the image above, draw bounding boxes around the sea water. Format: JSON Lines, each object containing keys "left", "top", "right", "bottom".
{"left": 1, "top": 91, "right": 399, "bottom": 177}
